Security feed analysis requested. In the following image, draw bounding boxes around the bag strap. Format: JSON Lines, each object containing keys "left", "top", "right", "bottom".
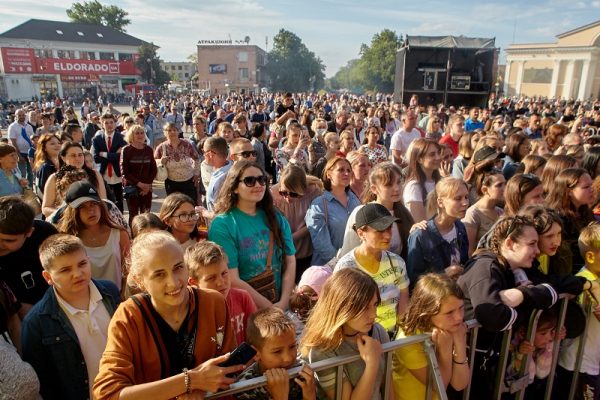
{"left": 322, "top": 196, "right": 328, "bottom": 225}
{"left": 265, "top": 232, "right": 274, "bottom": 272}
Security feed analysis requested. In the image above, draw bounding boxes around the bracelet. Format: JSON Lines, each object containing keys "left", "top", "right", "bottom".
{"left": 183, "top": 368, "right": 191, "bottom": 394}
{"left": 452, "top": 356, "right": 469, "bottom": 365}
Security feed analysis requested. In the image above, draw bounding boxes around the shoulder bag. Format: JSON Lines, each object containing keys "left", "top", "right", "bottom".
{"left": 246, "top": 232, "right": 279, "bottom": 303}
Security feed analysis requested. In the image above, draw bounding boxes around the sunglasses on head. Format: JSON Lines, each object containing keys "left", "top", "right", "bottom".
{"left": 279, "top": 190, "right": 301, "bottom": 198}
{"left": 235, "top": 150, "right": 257, "bottom": 158}
{"left": 240, "top": 175, "right": 267, "bottom": 187}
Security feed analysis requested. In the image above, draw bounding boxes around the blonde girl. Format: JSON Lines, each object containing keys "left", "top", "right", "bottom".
{"left": 392, "top": 273, "right": 469, "bottom": 400}
{"left": 301, "top": 268, "right": 391, "bottom": 400}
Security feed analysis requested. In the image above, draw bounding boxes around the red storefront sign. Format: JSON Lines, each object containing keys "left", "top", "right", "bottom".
{"left": 1, "top": 47, "right": 35, "bottom": 73}
{"left": 1, "top": 47, "right": 139, "bottom": 76}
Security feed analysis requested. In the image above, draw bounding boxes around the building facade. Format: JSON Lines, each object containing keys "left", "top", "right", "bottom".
{"left": 196, "top": 41, "right": 267, "bottom": 95}
{"left": 160, "top": 61, "right": 197, "bottom": 86}
{"left": 504, "top": 20, "right": 600, "bottom": 99}
{"left": 0, "top": 19, "right": 146, "bottom": 101}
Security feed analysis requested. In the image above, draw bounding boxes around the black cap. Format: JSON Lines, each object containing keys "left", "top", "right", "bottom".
{"left": 354, "top": 203, "right": 399, "bottom": 231}
{"left": 65, "top": 181, "right": 101, "bottom": 208}
{"left": 473, "top": 146, "right": 505, "bottom": 164}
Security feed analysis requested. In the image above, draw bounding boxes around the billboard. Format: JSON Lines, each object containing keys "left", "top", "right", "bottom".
{"left": 1, "top": 47, "right": 139, "bottom": 76}
{"left": 209, "top": 64, "right": 227, "bottom": 74}
{"left": 1, "top": 47, "right": 35, "bottom": 73}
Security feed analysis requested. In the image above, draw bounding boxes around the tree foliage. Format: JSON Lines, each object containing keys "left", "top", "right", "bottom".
{"left": 135, "top": 43, "right": 170, "bottom": 86}
{"left": 331, "top": 29, "right": 402, "bottom": 93}
{"left": 66, "top": 1, "right": 131, "bottom": 32}
{"left": 265, "top": 29, "right": 325, "bottom": 92}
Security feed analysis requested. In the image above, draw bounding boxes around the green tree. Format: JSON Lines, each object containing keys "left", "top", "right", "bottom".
{"left": 265, "top": 29, "right": 325, "bottom": 92}
{"left": 135, "top": 43, "right": 170, "bottom": 86}
{"left": 66, "top": 1, "right": 131, "bottom": 32}
{"left": 332, "top": 29, "right": 402, "bottom": 93}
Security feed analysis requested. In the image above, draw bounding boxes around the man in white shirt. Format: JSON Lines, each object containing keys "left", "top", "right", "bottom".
{"left": 8, "top": 108, "right": 35, "bottom": 185}
{"left": 390, "top": 109, "right": 421, "bottom": 166}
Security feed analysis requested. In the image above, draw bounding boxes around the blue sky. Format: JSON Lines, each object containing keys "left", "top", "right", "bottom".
{"left": 1, "top": 1, "right": 599, "bottom": 77}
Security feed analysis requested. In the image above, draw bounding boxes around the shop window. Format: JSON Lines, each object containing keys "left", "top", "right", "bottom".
{"left": 118, "top": 53, "right": 133, "bottom": 61}
{"left": 57, "top": 50, "right": 76, "bottom": 59}
{"left": 35, "top": 49, "right": 52, "bottom": 58}
{"left": 81, "top": 51, "right": 96, "bottom": 60}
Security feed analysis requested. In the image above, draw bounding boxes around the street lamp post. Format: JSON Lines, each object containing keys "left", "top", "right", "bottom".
{"left": 146, "top": 58, "right": 152, "bottom": 84}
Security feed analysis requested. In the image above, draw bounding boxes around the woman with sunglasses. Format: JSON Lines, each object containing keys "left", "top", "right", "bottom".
{"left": 208, "top": 160, "right": 296, "bottom": 310}
{"left": 159, "top": 193, "right": 204, "bottom": 252}
{"left": 306, "top": 156, "right": 361, "bottom": 266}
{"left": 271, "top": 164, "right": 323, "bottom": 282}
{"left": 458, "top": 215, "right": 597, "bottom": 397}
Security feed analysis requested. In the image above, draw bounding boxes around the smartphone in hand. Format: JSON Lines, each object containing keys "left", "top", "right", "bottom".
{"left": 218, "top": 342, "right": 257, "bottom": 368}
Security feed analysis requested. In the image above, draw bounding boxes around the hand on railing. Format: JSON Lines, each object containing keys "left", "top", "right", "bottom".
{"left": 295, "top": 365, "right": 317, "bottom": 400}
{"left": 191, "top": 353, "right": 244, "bottom": 393}
{"left": 265, "top": 368, "right": 290, "bottom": 400}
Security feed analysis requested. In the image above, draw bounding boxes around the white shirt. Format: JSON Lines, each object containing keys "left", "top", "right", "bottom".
{"left": 102, "top": 131, "right": 122, "bottom": 185}
{"left": 54, "top": 282, "right": 111, "bottom": 395}
{"left": 8, "top": 121, "right": 34, "bottom": 153}
{"left": 390, "top": 127, "right": 421, "bottom": 157}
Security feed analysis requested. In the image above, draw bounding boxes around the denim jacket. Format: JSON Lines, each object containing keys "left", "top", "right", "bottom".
{"left": 306, "top": 190, "right": 361, "bottom": 266}
{"left": 21, "top": 279, "right": 120, "bottom": 400}
{"left": 406, "top": 218, "right": 469, "bottom": 289}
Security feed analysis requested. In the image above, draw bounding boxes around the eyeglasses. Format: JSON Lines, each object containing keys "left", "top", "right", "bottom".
{"left": 235, "top": 150, "right": 257, "bottom": 159}
{"left": 240, "top": 175, "right": 267, "bottom": 187}
{"left": 279, "top": 190, "right": 301, "bottom": 198}
{"left": 172, "top": 212, "right": 200, "bottom": 222}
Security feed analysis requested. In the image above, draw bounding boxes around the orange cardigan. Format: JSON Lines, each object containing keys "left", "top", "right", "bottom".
{"left": 93, "top": 287, "right": 236, "bottom": 399}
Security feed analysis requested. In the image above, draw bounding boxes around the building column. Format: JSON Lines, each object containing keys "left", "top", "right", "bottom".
{"left": 515, "top": 61, "right": 525, "bottom": 96}
{"left": 549, "top": 59, "right": 561, "bottom": 99}
{"left": 503, "top": 61, "right": 512, "bottom": 95}
{"left": 55, "top": 74, "right": 63, "bottom": 98}
{"left": 578, "top": 58, "right": 597, "bottom": 100}
{"left": 563, "top": 60, "right": 576, "bottom": 100}
{"left": 117, "top": 78, "right": 123, "bottom": 94}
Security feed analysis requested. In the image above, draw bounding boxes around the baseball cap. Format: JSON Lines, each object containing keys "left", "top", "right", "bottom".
{"left": 65, "top": 181, "right": 101, "bottom": 208}
{"left": 353, "top": 203, "right": 398, "bottom": 231}
{"left": 473, "top": 146, "right": 505, "bottom": 164}
{"left": 298, "top": 266, "right": 332, "bottom": 296}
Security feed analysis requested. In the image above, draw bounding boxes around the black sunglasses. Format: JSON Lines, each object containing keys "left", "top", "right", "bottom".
{"left": 279, "top": 190, "right": 301, "bottom": 198}
{"left": 235, "top": 150, "right": 257, "bottom": 159}
{"left": 240, "top": 175, "right": 267, "bottom": 187}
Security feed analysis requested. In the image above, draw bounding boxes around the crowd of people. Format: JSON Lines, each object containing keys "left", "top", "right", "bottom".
{"left": 1, "top": 90, "right": 600, "bottom": 399}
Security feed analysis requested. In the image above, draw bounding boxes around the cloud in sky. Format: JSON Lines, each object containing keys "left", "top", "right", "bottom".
{"left": 0, "top": 1, "right": 598, "bottom": 76}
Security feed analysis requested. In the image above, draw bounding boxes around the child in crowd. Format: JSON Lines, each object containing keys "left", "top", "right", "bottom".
{"left": 392, "top": 273, "right": 469, "bottom": 400}
{"left": 186, "top": 240, "right": 257, "bottom": 346}
{"left": 557, "top": 223, "right": 600, "bottom": 400}
{"left": 301, "top": 268, "right": 391, "bottom": 400}
{"left": 288, "top": 265, "right": 332, "bottom": 338}
{"left": 507, "top": 308, "right": 565, "bottom": 398}
{"left": 335, "top": 202, "right": 410, "bottom": 336}
{"left": 130, "top": 212, "right": 167, "bottom": 238}
{"left": 236, "top": 307, "right": 316, "bottom": 400}
{"left": 21, "top": 234, "right": 121, "bottom": 400}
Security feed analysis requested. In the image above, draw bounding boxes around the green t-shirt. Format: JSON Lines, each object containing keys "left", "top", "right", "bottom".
{"left": 208, "top": 208, "right": 296, "bottom": 291}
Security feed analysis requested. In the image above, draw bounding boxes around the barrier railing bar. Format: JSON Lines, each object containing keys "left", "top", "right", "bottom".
{"left": 568, "top": 297, "right": 594, "bottom": 400}
{"left": 514, "top": 309, "right": 543, "bottom": 398}
{"left": 206, "top": 333, "right": 433, "bottom": 399}
{"left": 335, "top": 364, "right": 343, "bottom": 400}
{"left": 544, "top": 296, "right": 570, "bottom": 400}
{"left": 493, "top": 327, "right": 512, "bottom": 400}
{"left": 383, "top": 349, "right": 393, "bottom": 400}
{"left": 463, "top": 319, "right": 481, "bottom": 400}
{"left": 424, "top": 338, "right": 448, "bottom": 400}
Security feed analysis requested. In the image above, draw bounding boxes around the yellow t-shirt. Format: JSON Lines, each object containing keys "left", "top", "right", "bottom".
{"left": 392, "top": 329, "right": 439, "bottom": 400}
{"left": 537, "top": 254, "right": 549, "bottom": 275}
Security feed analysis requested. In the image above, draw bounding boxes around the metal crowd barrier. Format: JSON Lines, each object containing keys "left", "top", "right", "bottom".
{"left": 206, "top": 294, "right": 594, "bottom": 399}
